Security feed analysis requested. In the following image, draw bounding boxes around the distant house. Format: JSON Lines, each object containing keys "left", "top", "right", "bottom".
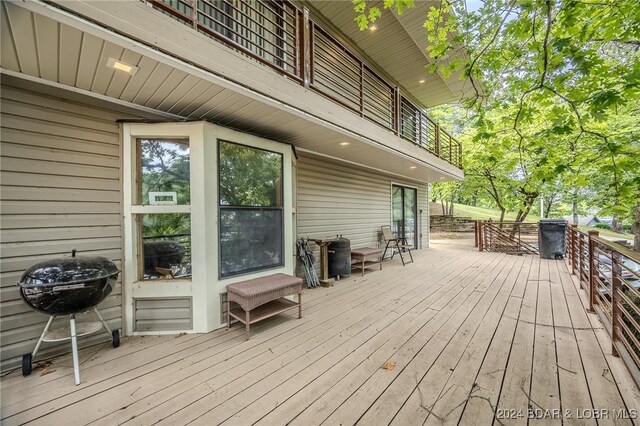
{"left": 598, "top": 216, "right": 614, "bottom": 225}
{"left": 564, "top": 215, "right": 600, "bottom": 226}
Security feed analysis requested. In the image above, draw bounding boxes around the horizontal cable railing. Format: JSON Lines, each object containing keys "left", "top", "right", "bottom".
{"left": 146, "top": 0, "right": 462, "bottom": 169}
{"left": 566, "top": 225, "right": 640, "bottom": 387}
{"left": 475, "top": 220, "right": 539, "bottom": 255}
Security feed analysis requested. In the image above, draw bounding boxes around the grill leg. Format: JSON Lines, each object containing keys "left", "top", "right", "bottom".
{"left": 93, "top": 308, "right": 112, "bottom": 339}
{"left": 69, "top": 315, "right": 81, "bottom": 386}
{"left": 32, "top": 315, "right": 55, "bottom": 359}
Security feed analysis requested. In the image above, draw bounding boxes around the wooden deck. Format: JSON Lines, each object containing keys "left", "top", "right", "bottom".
{"left": 2, "top": 240, "right": 639, "bottom": 425}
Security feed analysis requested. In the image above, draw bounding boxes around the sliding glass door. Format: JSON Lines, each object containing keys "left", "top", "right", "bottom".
{"left": 392, "top": 184, "right": 417, "bottom": 248}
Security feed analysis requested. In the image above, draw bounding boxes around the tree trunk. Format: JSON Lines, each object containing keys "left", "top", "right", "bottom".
{"left": 543, "top": 193, "right": 556, "bottom": 218}
{"left": 449, "top": 193, "right": 455, "bottom": 216}
{"left": 612, "top": 216, "right": 623, "bottom": 234}
{"left": 499, "top": 208, "right": 506, "bottom": 223}
{"left": 572, "top": 190, "right": 579, "bottom": 225}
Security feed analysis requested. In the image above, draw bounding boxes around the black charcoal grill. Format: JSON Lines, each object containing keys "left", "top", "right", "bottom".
{"left": 17, "top": 249, "right": 120, "bottom": 385}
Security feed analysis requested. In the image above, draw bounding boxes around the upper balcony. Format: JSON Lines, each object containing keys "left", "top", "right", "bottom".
{"left": 147, "top": 0, "right": 462, "bottom": 170}
{"left": 1, "top": 0, "right": 464, "bottom": 181}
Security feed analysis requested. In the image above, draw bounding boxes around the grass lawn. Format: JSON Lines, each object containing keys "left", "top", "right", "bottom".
{"left": 451, "top": 203, "right": 634, "bottom": 240}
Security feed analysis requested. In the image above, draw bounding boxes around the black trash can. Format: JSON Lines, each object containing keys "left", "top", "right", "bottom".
{"left": 538, "top": 219, "right": 567, "bottom": 260}
{"left": 328, "top": 236, "right": 351, "bottom": 278}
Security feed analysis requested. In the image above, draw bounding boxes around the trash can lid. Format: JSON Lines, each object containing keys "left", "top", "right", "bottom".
{"left": 539, "top": 219, "right": 568, "bottom": 224}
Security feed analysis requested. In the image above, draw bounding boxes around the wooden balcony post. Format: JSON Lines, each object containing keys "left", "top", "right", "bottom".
{"left": 359, "top": 62, "right": 364, "bottom": 117}
{"left": 191, "top": 0, "right": 198, "bottom": 30}
{"left": 587, "top": 230, "right": 598, "bottom": 313}
{"left": 479, "top": 221, "right": 484, "bottom": 252}
{"left": 458, "top": 142, "right": 462, "bottom": 168}
{"left": 302, "top": 7, "right": 311, "bottom": 88}
{"left": 611, "top": 249, "right": 621, "bottom": 357}
{"left": 395, "top": 90, "right": 401, "bottom": 134}
{"left": 435, "top": 124, "right": 440, "bottom": 157}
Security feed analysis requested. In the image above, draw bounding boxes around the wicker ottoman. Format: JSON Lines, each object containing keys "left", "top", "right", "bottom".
{"left": 226, "top": 273, "right": 303, "bottom": 340}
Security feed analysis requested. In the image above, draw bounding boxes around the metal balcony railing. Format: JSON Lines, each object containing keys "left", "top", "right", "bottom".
{"left": 567, "top": 225, "right": 640, "bottom": 387}
{"left": 146, "top": 0, "right": 463, "bottom": 169}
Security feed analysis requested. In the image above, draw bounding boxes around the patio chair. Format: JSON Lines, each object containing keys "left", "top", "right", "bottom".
{"left": 381, "top": 225, "right": 414, "bottom": 266}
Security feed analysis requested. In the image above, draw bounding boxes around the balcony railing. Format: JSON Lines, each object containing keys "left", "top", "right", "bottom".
{"left": 146, "top": 0, "right": 463, "bottom": 169}
{"left": 567, "top": 225, "right": 640, "bottom": 387}
{"left": 474, "top": 220, "right": 539, "bottom": 255}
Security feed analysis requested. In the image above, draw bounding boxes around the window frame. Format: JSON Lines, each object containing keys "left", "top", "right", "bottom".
{"left": 217, "top": 139, "right": 285, "bottom": 278}
{"left": 133, "top": 137, "right": 193, "bottom": 282}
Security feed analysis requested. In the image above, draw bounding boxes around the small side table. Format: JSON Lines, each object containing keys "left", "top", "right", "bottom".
{"left": 310, "top": 237, "right": 339, "bottom": 287}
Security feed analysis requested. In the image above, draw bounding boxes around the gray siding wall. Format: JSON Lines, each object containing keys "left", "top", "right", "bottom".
{"left": 134, "top": 298, "right": 192, "bottom": 332}
{"left": 296, "top": 155, "right": 429, "bottom": 274}
{"left": 0, "top": 84, "right": 128, "bottom": 370}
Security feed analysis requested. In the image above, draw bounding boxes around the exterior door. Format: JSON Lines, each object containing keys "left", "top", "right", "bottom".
{"left": 392, "top": 184, "right": 417, "bottom": 248}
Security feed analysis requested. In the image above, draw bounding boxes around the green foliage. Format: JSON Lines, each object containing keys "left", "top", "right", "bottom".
{"left": 355, "top": 0, "right": 640, "bottom": 235}
{"left": 595, "top": 222, "right": 612, "bottom": 230}
{"left": 218, "top": 141, "right": 282, "bottom": 207}
{"left": 352, "top": 0, "right": 414, "bottom": 30}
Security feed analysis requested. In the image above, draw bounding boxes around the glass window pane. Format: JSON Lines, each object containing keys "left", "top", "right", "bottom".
{"left": 140, "top": 213, "right": 191, "bottom": 280}
{"left": 218, "top": 141, "right": 282, "bottom": 207}
{"left": 138, "top": 139, "right": 190, "bottom": 205}
{"left": 219, "top": 209, "right": 283, "bottom": 277}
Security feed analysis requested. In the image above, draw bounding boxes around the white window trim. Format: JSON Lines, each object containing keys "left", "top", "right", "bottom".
{"left": 122, "top": 122, "right": 294, "bottom": 336}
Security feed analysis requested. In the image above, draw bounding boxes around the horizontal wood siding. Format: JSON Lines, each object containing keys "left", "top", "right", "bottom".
{"left": 296, "top": 155, "right": 429, "bottom": 275}
{"left": 134, "top": 298, "right": 192, "bottom": 332}
{"left": 0, "top": 83, "right": 131, "bottom": 371}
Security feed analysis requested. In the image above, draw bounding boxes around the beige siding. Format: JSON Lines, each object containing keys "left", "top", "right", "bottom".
{"left": 296, "top": 155, "right": 429, "bottom": 275}
{"left": 134, "top": 298, "right": 192, "bottom": 332}
{"left": 0, "top": 83, "right": 131, "bottom": 370}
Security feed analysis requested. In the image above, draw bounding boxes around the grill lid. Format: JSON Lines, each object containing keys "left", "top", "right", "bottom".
{"left": 18, "top": 250, "right": 119, "bottom": 288}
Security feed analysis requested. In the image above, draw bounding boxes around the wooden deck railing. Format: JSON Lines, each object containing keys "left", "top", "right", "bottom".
{"left": 475, "top": 220, "right": 539, "bottom": 255}
{"left": 145, "top": 0, "right": 462, "bottom": 169}
{"left": 567, "top": 225, "right": 640, "bottom": 386}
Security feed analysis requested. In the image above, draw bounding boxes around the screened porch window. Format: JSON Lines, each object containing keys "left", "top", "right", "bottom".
{"left": 218, "top": 140, "right": 283, "bottom": 278}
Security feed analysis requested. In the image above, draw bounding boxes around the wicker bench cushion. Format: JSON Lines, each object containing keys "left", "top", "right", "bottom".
{"left": 226, "top": 273, "right": 303, "bottom": 311}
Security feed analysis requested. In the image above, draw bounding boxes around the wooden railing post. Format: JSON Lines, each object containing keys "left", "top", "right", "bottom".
{"left": 479, "top": 221, "right": 484, "bottom": 252}
{"left": 190, "top": 0, "right": 198, "bottom": 30}
{"left": 578, "top": 235, "right": 585, "bottom": 281}
{"left": 611, "top": 249, "right": 621, "bottom": 357}
{"left": 474, "top": 221, "right": 478, "bottom": 248}
{"left": 302, "top": 7, "right": 311, "bottom": 88}
{"left": 587, "top": 230, "right": 598, "bottom": 313}
{"left": 570, "top": 224, "right": 578, "bottom": 275}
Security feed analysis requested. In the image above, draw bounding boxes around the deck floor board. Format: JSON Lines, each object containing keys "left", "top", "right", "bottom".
{"left": 1, "top": 240, "right": 637, "bottom": 426}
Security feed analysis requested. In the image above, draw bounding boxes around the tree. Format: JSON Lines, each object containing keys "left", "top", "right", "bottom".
{"left": 354, "top": 0, "right": 640, "bottom": 243}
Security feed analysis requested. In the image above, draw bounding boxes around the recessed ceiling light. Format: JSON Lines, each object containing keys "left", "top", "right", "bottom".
{"left": 410, "top": 166, "right": 417, "bottom": 169}
{"left": 106, "top": 57, "right": 138, "bottom": 75}
{"left": 339, "top": 142, "right": 350, "bottom": 146}
{"left": 439, "top": 176, "right": 445, "bottom": 180}
{"left": 419, "top": 79, "right": 426, "bottom": 84}
{"left": 370, "top": 25, "right": 377, "bottom": 31}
